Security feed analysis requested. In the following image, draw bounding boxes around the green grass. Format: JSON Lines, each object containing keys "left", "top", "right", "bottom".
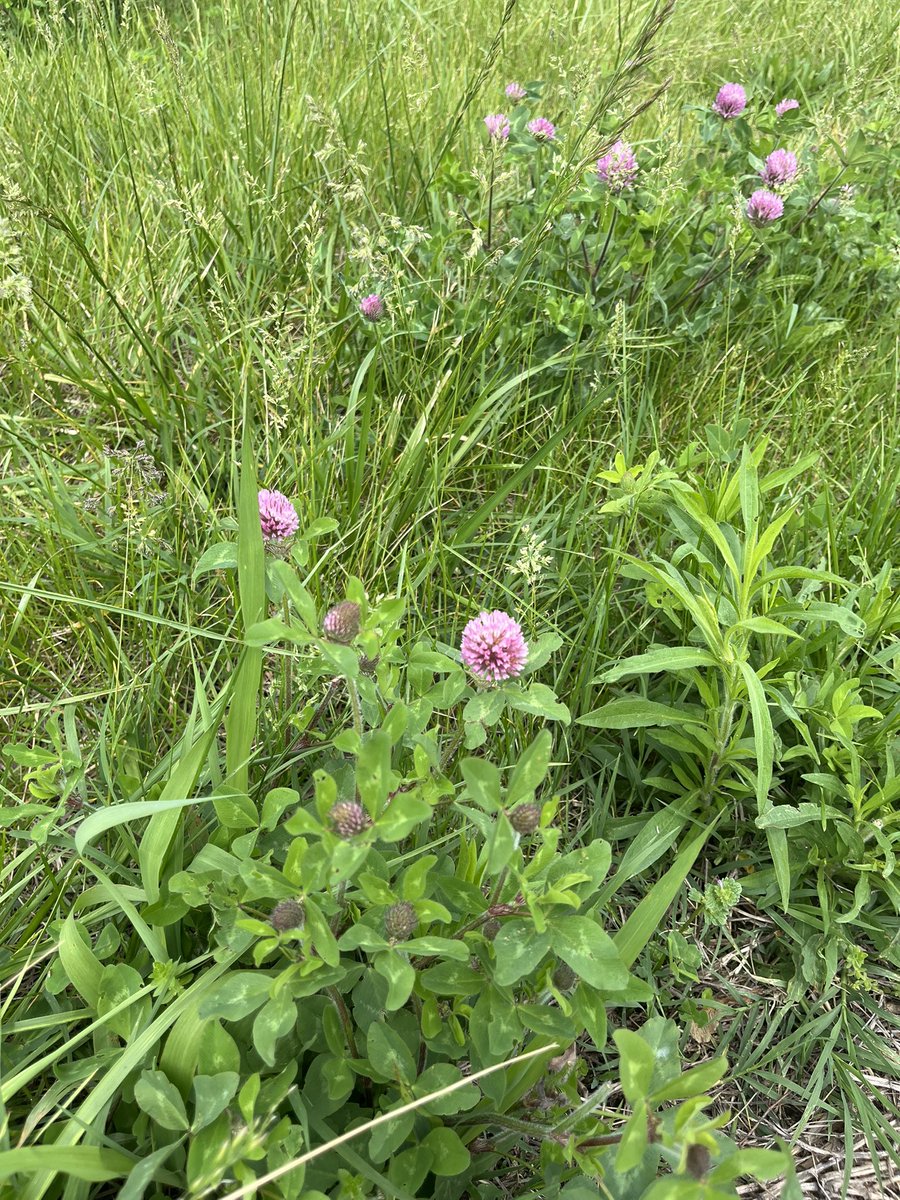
{"left": 1, "top": 0, "right": 898, "bottom": 1195}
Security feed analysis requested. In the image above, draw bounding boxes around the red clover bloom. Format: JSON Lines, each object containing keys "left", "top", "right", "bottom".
{"left": 746, "top": 188, "right": 784, "bottom": 224}
{"left": 712, "top": 83, "right": 747, "bottom": 119}
{"left": 505, "top": 81, "right": 526, "bottom": 103}
{"left": 760, "top": 148, "right": 799, "bottom": 186}
{"left": 359, "top": 293, "right": 385, "bottom": 322}
{"left": 597, "top": 140, "right": 639, "bottom": 193}
{"left": 527, "top": 117, "right": 556, "bottom": 142}
{"left": 484, "top": 113, "right": 510, "bottom": 142}
{"left": 258, "top": 489, "right": 299, "bottom": 541}
{"left": 461, "top": 611, "right": 528, "bottom": 683}
{"left": 775, "top": 98, "right": 799, "bottom": 117}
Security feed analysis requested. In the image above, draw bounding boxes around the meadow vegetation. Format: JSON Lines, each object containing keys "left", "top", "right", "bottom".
{"left": 1, "top": 0, "right": 898, "bottom": 1196}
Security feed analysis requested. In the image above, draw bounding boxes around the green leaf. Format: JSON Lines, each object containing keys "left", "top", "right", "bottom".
{"left": 506, "top": 729, "right": 553, "bottom": 805}
{"left": 357, "top": 730, "right": 392, "bottom": 812}
{"left": 554, "top": 917, "right": 630, "bottom": 991}
{"left": 505, "top": 682, "right": 570, "bottom": 722}
{"left": 756, "top": 803, "right": 846, "bottom": 830}
{"left": 226, "top": 436, "right": 265, "bottom": 795}
{"left": 708, "top": 1148, "right": 788, "bottom": 1183}
{"left": 373, "top": 951, "right": 416, "bottom": 1011}
{"left": 58, "top": 916, "right": 102, "bottom": 1009}
{"left": 492, "top": 922, "right": 552, "bottom": 986}
{"left": 134, "top": 1069, "right": 190, "bottom": 1131}
{"left": 198, "top": 972, "right": 272, "bottom": 1022}
{"left": 463, "top": 690, "right": 506, "bottom": 725}
{"left": 192, "top": 541, "right": 237, "bottom": 580}
{"left": 613, "top": 1031, "right": 655, "bottom": 1104}
{"left": 578, "top": 699, "right": 703, "bottom": 729}
{"left": 738, "top": 661, "right": 773, "bottom": 814}
{"left": 421, "top": 1127, "right": 470, "bottom": 1176}
{"left": 192, "top": 1073, "right": 239, "bottom": 1131}
{"left": 460, "top": 758, "right": 502, "bottom": 811}
{"left": 366, "top": 1021, "right": 417, "bottom": 1084}
{"left": 614, "top": 821, "right": 713, "bottom": 967}
{"left": 252, "top": 992, "right": 297, "bottom": 1066}
{"left": 616, "top": 1099, "right": 648, "bottom": 1172}
{"left": 597, "top": 647, "right": 719, "bottom": 682}
{"left": 0, "top": 1147, "right": 134, "bottom": 1184}
{"left": 650, "top": 1056, "right": 727, "bottom": 1102}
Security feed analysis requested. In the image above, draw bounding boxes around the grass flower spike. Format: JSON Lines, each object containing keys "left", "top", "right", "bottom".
{"left": 258, "top": 489, "right": 299, "bottom": 541}
{"left": 461, "top": 610, "right": 528, "bottom": 682}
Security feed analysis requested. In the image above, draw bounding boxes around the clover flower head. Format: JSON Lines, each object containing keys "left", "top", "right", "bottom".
{"left": 760, "top": 148, "right": 799, "bottom": 186}
{"left": 359, "top": 293, "right": 385, "bottom": 322}
{"left": 746, "top": 188, "right": 784, "bottom": 223}
{"left": 460, "top": 610, "right": 528, "bottom": 682}
{"left": 527, "top": 117, "right": 556, "bottom": 142}
{"left": 258, "top": 489, "right": 299, "bottom": 541}
{"left": 484, "top": 113, "right": 510, "bottom": 142}
{"left": 597, "top": 140, "right": 639, "bottom": 192}
{"left": 712, "top": 83, "right": 747, "bottom": 118}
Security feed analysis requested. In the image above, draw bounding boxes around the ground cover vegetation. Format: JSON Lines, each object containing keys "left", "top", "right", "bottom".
{"left": 0, "top": 0, "right": 898, "bottom": 1196}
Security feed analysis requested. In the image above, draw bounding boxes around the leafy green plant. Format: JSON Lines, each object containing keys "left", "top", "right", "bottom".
{"left": 580, "top": 441, "right": 900, "bottom": 985}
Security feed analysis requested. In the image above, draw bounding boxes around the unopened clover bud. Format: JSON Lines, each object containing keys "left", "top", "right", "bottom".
{"left": 384, "top": 901, "right": 418, "bottom": 940}
{"left": 270, "top": 899, "right": 305, "bottom": 932}
{"left": 323, "top": 601, "right": 361, "bottom": 644}
{"left": 359, "top": 653, "right": 380, "bottom": 677}
{"left": 552, "top": 962, "right": 577, "bottom": 991}
{"left": 510, "top": 803, "right": 541, "bottom": 836}
{"left": 686, "top": 1144, "right": 711, "bottom": 1179}
{"left": 329, "top": 800, "right": 372, "bottom": 838}
{"left": 482, "top": 918, "right": 501, "bottom": 941}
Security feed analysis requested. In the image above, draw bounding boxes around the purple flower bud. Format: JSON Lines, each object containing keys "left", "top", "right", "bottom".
{"left": 359, "top": 293, "right": 385, "bottom": 322}
{"left": 775, "top": 97, "right": 799, "bottom": 118}
{"left": 760, "top": 148, "right": 799, "bottom": 186}
{"left": 712, "top": 83, "right": 747, "bottom": 119}
{"left": 323, "top": 601, "right": 361, "bottom": 644}
{"left": 258, "top": 489, "right": 299, "bottom": 541}
{"left": 527, "top": 117, "right": 556, "bottom": 142}
{"left": 596, "top": 140, "right": 639, "bottom": 193}
{"left": 484, "top": 113, "right": 510, "bottom": 142}
{"left": 746, "top": 188, "right": 784, "bottom": 224}
{"left": 330, "top": 801, "right": 372, "bottom": 838}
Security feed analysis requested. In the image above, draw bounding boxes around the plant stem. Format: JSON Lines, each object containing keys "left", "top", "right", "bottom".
{"left": 347, "top": 678, "right": 363, "bottom": 737}
{"left": 326, "top": 985, "right": 358, "bottom": 1059}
